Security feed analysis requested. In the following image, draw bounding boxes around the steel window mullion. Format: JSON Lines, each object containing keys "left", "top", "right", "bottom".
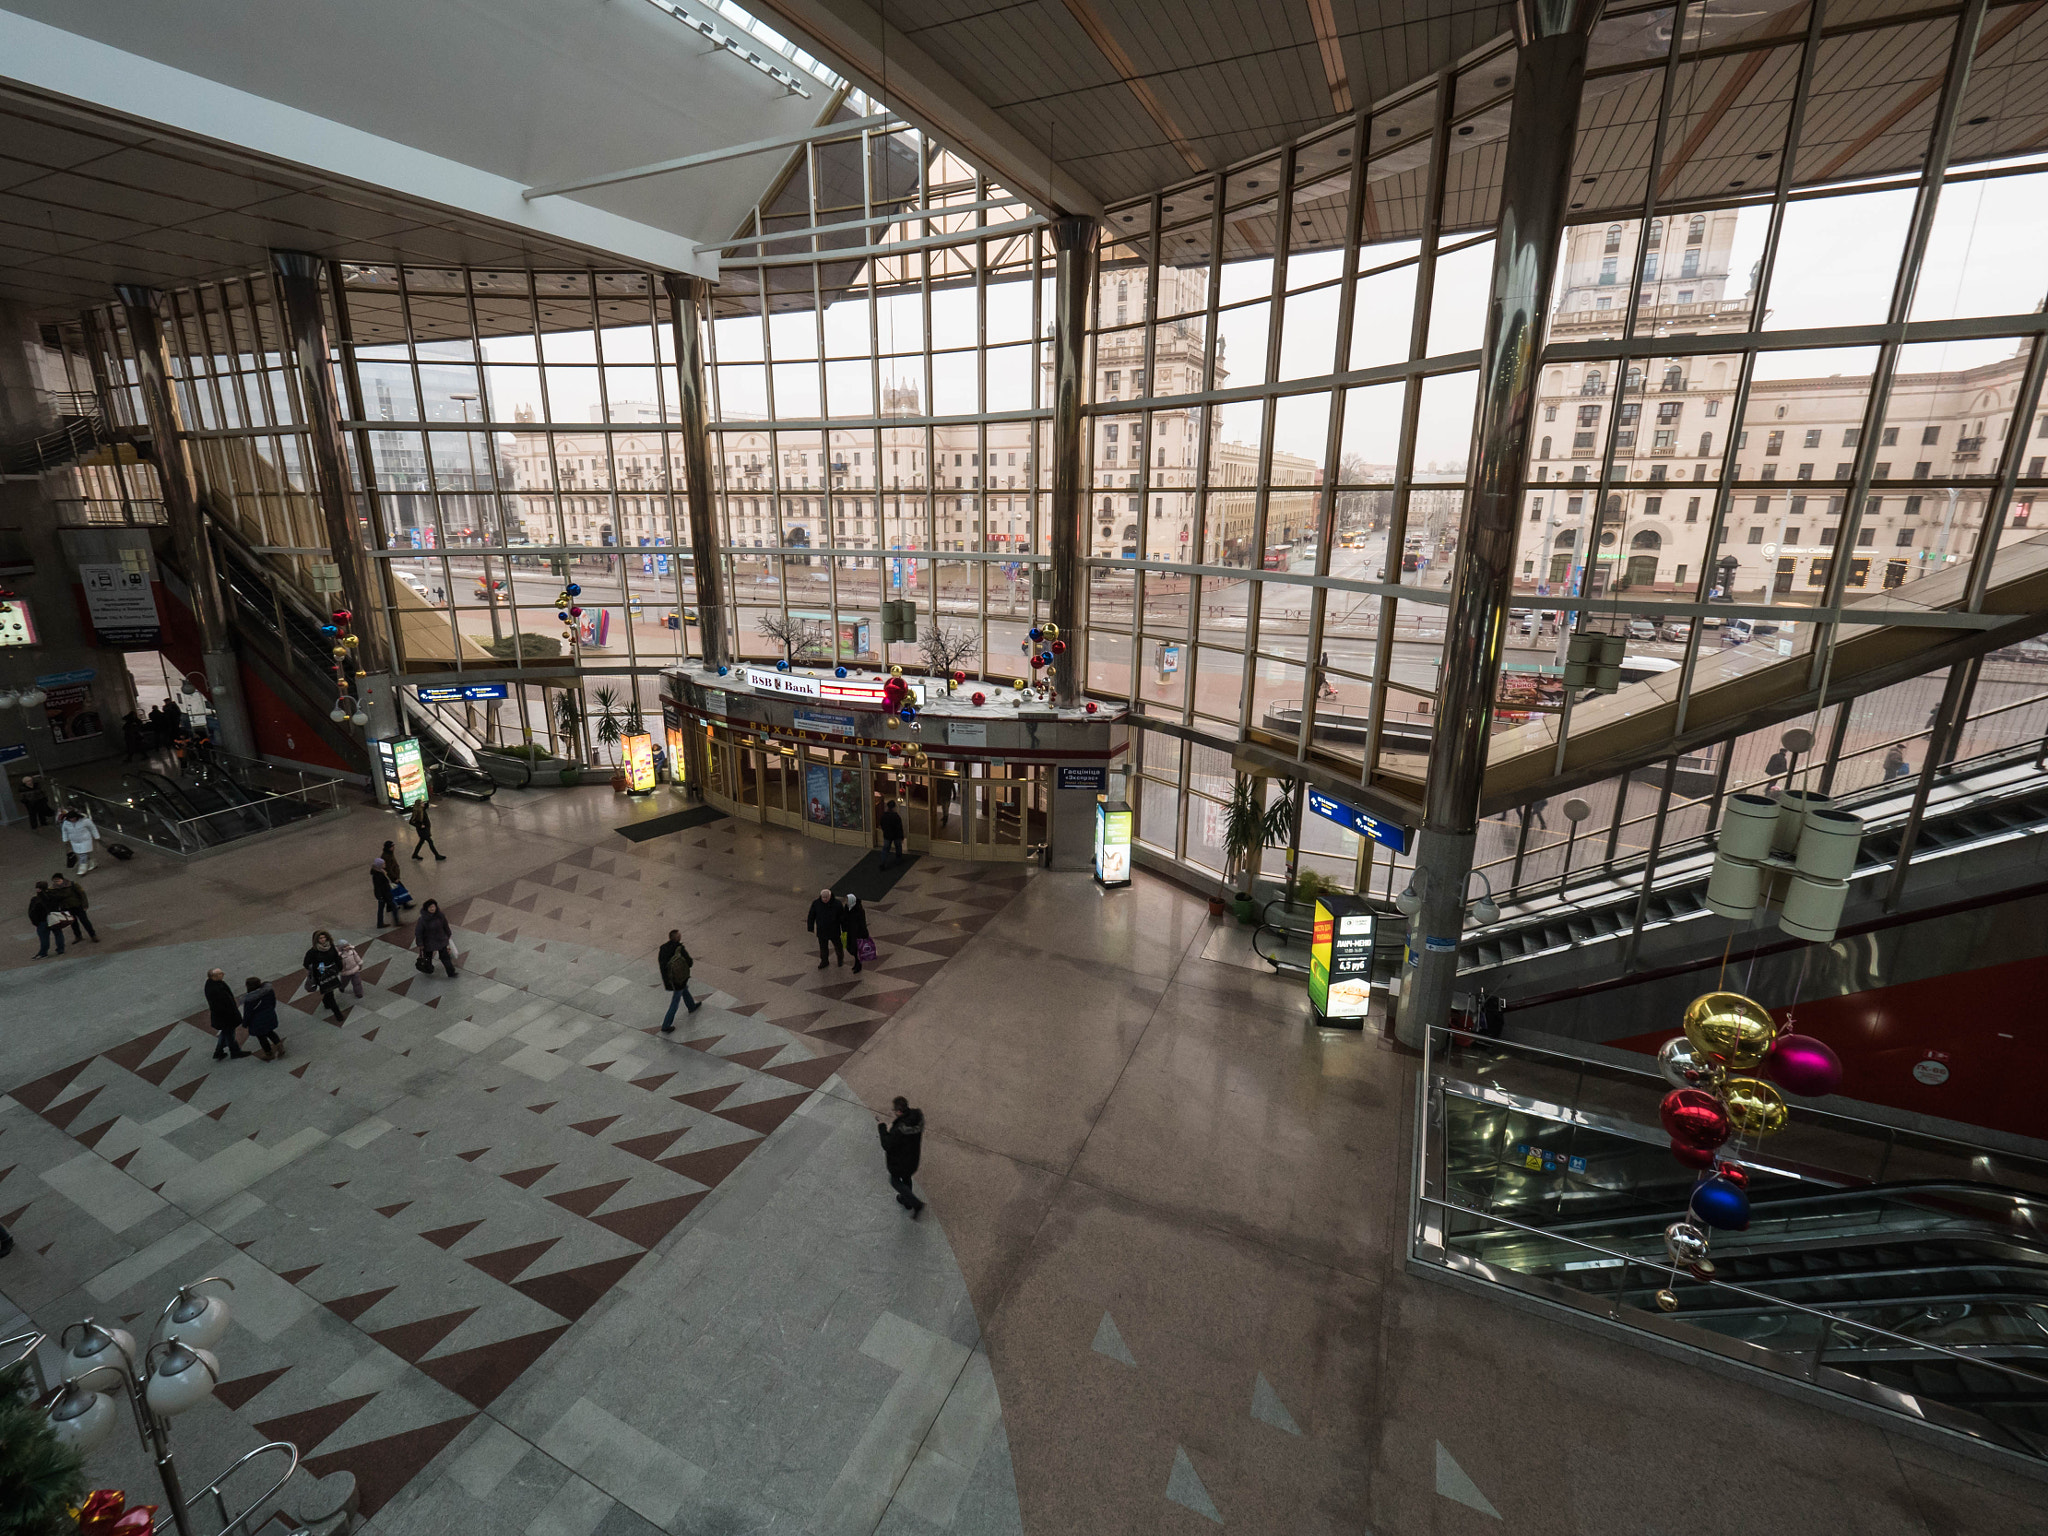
{"left": 1182, "top": 169, "right": 1228, "bottom": 734}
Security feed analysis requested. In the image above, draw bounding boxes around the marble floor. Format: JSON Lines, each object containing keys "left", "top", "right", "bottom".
{"left": 3, "top": 787, "right": 2044, "bottom": 1535}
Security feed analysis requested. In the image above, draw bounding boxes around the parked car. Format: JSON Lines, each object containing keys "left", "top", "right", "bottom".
{"left": 1627, "top": 618, "right": 1659, "bottom": 641}
{"left": 1658, "top": 620, "right": 1692, "bottom": 642}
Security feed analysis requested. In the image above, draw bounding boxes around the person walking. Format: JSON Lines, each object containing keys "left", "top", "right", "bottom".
{"left": 842, "top": 893, "right": 871, "bottom": 975}
{"left": 337, "top": 937, "right": 366, "bottom": 999}
{"left": 206, "top": 968, "right": 250, "bottom": 1060}
{"left": 121, "top": 711, "right": 146, "bottom": 763}
{"left": 303, "top": 930, "right": 350, "bottom": 1022}
{"left": 48, "top": 874, "right": 96, "bottom": 944}
{"left": 1528, "top": 797, "right": 1551, "bottom": 832}
{"left": 878, "top": 800, "right": 905, "bottom": 868}
{"left": 28, "top": 882, "right": 65, "bottom": 958}
{"left": 372, "top": 857, "right": 398, "bottom": 927}
{"left": 414, "top": 899, "right": 458, "bottom": 978}
{"left": 381, "top": 838, "right": 399, "bottom": 871}
{"left": 59, "top": 808, "right": 101, "bottom": 873}
{"left": 657, "top": 929, "right": 701, "bottom": 1034}
{"left": 19, "top": 774, "right": 53, "bottom": 830}
{"left": 1764, "top": 748, "right": 1789, "bottom": 793}
{"left": 1883, "top": 743, "right": 1910, "bottom": 782}
{"left": 408, "top": 798, "right": 445, "bottom": 861}
{"left": 876, "top": 1097, "right": 925, "bottom": 1218}
{"left": 239, "top": 975, "right": 285, "bottom": 1060}
{"left": 807, "top": 886, "right": 844, "bottom": 969}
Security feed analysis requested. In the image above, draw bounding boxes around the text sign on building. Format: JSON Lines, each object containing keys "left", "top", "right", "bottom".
{"left": 374, "top": 736, "right": 428, "bottom": 810}
{"left": 1308, "top": 894, "right": 1376, "bottom": 1022}
{"left": 416, "top": 683, "right": 508, "bottom": 703}
{"left": 794, "top": 708, "right": 860, "bottom": 736}
{"left": 1058, "top": 766, "right": 1107, "bottom": 793}
{"left": 1306, "top": 788, "right": 1410, "bottom": 854}
{"left": 735, "top": 666, "right": 923, "bottom": 709}
{"left": 78, "top": 563, "right": 161, "bottom": 648}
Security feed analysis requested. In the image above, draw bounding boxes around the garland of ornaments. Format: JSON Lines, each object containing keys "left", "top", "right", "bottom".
{"left": 1651, "top": 991, "right": 1843, "bottom": 1311}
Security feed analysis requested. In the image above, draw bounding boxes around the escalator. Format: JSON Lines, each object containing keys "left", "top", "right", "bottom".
{"left": 119, "top": 763, "right": 323, "bottom": 848}
{"left": 1454, "top": 734, "right": 2048, "bottom": 984}
{"left": 1428, "top": 1079, "right": 2048, "bottom": 1459}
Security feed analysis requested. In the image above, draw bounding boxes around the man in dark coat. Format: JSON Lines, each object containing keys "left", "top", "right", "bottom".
{"left": 877, "top": 1097, "right": 925, "bottom": 1217}
{"left": 372, "top": 858, "right": 397, "bottom": 927}
{"left": 657, "top": 929, "right": 701, "bottom": 1034}
{"left": 49, "top": 874, "right": 96, "bottom": 943}
{"left": 807, "top": 886, "right": 844, "bottom": 969}
{"left": 206, "top": 968, "right": 250, "bottom": 1060}
{"left": 878, "top": 800, "right": 906, "bottom": 867}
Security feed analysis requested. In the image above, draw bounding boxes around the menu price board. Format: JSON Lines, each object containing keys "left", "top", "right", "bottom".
{"left": 1308, "top": 894, "right": 1376, "bottom": 1023}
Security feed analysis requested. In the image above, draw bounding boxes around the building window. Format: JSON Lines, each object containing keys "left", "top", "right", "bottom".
{"left": 1765, "top": 430, "right": 1783, "bottom": 455}
{"left": 1809, "top": 558, "right": 1831, "bottom": 586}
{"left": 1897, "top": 527, "right": 1915, "bottom": 546}
{"left": 1544, "top": 405, "right": 1557, "bottom": 421}
{"left": 1657, "top": 402, "right": 1682, "bottom": 424}
{"left": 1680, "top": 249, "right": 1700, "bottom": 278}
{"left": 1653, "top": 430, "right": 1675, "bottom": 449}
{"left": 1573, "top": 432, "right": 1596, "bottom": 450}
{"left": 1746, "top": 526, "right": 1764, "bottom": 543}
{"left": 1687, "top": 215, "right": 1705, "bottom": 244}
{"left": 1579, "top": 404, "right": 1602, "bottom": 427}
{"left": 1685, "top": 497, "right": 1701, "bottom": 523}
{"left": 1595, "top": 296, "right": 1612, "bottom": 310}
{"left": 1540, "top": 436, "right": 1551, "bottom": 459}
{"left": 2030, "top": 456, "right": 2046, "bottom": 477}
{"left": 1922, "top": 425, "right": 1941, "bottom": 445}
{"left": 1881, "top": 426, "right": 1899, "bottom": 446}
{"left": 1819, "top": 526, "right": 1838, "bottom": 546}
{"left": 1903, "top": 495, "right": 1922, "bottom": 516}
{"left": 1605, "top": 224, "right": 1622, "bottom": 252}
{"left": 1802, "top": 429, "right": 1821, "bottom": 449}
{"left": 1843, "top": 428, "right": 1860, "bottom": 448}
{"left": 1677, "top": 289, "right": 1694, "bottom": 303}
{"left": 1913, "top": 462, "right": 1931, "bottom": 479}
{"left": 1796, "top": 464, "right": 1813, "bottom": 481}
{"left": 1643, "top": 253, "right": 1659, "bottom": 280}
{"left": 1785, "top": 527, "right": 1802, "bottom": 545}
{"left": 1599, "top": 257, "right": 1617, "bottom": 284}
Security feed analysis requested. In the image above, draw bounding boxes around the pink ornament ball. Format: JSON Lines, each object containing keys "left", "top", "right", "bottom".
{"left": 1763, "top": 1032, "right": 1843, "bottom": 1097}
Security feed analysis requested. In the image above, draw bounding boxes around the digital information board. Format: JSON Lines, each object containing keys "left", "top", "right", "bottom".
{"left": 1305, "top": 788, "right": 1410, "bottom": 854}
{"left": 1308, "top": 893, "right": 1376, "bottom": 1026}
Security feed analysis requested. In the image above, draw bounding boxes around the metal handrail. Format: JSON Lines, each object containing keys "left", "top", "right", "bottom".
{"left": 156, "top": 1439, "right": 300, "bottom": 1536}
{"left": 1417, "top": 1193, "right": 2048, "bottom": 1394}
{"left": 1430, "top": 1028, "right": 2048, "bottom": 1177}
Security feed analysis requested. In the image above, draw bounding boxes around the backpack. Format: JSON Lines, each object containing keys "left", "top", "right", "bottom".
{"left": 663, "top": 949, "right": 692, "bottom": 988}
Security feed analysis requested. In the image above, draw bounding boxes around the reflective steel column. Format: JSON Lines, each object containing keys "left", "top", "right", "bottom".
{"left": 271, "top": 251, "right": 399, "bottom": 738}
{"left": 664, "top": 274, "right": 728, "bottom": 669}
{"left": 1048, "top": 215, "right": 1098, "bottom": 708}
{"left": 1397, "top": 0, "right": 1604, "bottom": 1046}
{"left": 115, "top": 283, "right": 257, "bottom": 760}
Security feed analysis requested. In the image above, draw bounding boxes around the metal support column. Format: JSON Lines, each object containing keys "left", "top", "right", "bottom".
{"left": 115, "top": 283, "right": 256, "bottom": 760}
{"left": 1397, "top": 0, "right": 1603, "bottom": 1046}
{"left": 270, "top": 251, "right": 400, "bottom": 740}
{"left": 1884, "top": 663, "right": 1974, "bottom": 911}
{"left": 1048, "top": 215, "right": 1099, "bottom": 709}
{"left": 664, "top": 274, "right": 729, "bottom": 669}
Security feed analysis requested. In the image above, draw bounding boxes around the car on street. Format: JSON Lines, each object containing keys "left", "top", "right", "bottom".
{"left": 1658, "top": 620, "right": 1692, "bottom": 642}
{"left": 1627, "top": 618, "right": 1659, "bottom": 641}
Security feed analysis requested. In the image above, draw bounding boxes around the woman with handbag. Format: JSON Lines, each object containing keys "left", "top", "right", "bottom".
{"left": 842, "top": 893, "right": 873, "bottom": 975}
{"left": 338, "top": 938, "right": 366, "bottom": 998}
{"left": 302, "top": 930, "right": 349, "bottom": 1022}
{"left": 239, "top": 975, "right": 285, "bottom": 1060}
{"left": 414, "top": 899, "right": 458, "bottom": 978}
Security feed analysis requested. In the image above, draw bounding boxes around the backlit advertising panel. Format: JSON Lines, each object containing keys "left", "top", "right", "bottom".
{"left": 1308, "top": 894, "right": 1375, "bottom": 1025}
{"left": 1094, "top": 800, "right": 1132, "bottom": 887}
{"left": 622, "top": 731, "right": 656, "bottom": 794}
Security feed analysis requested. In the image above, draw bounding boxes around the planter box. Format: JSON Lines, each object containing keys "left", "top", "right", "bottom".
{"left": 475, "top": 751, "right": 584, "bottom": 788}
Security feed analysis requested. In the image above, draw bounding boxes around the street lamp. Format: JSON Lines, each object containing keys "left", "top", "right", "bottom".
{"left": 32, "top": 1278, "right": 305, "bottom": 1536}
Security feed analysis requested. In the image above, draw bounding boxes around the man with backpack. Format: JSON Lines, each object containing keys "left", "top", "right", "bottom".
{"left": 657, "top": 929, "right": 701, "bottom": 1034}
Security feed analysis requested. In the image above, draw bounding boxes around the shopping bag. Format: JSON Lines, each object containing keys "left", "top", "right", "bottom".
{"left": 414, "top": 954, "right": 435, "bottom": 974}
{"left": 389, "top": 880, "right": 415, "bottom": 908}
{"left": 855, "top": 937, "right": 877, "bottom": 964}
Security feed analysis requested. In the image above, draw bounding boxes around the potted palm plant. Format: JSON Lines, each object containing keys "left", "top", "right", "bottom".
{"left": 1220, "top": 775, "right": 1294, "bottom": 923}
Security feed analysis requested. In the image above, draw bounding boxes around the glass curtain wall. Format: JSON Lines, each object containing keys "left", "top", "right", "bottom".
{"left": 1106, "top": 0, "right": 2048, "bottom": 893}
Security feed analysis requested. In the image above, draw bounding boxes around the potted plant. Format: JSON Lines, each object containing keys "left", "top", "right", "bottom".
{"left": 1220, "top": 774, "right": 1294, "bottom": 924}
{"left": 590, "top": 685, "right": 629, "bottom": 790}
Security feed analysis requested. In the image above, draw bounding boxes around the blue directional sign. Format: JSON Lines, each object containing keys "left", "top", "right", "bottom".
{"left": 1306, "top": 787, "right": 1411, "bottom": 854}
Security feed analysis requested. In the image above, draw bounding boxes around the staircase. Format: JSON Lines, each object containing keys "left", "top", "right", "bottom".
{"left": 2, "top": 393, "right": 121, "bottom": 477}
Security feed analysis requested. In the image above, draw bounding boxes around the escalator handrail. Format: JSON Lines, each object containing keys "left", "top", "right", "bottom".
{"left": 1433, "top": 1029, "right": 2048, "bottom": 1178}
{"left": 1484, "top": 1179, "right": 2048, "bottom": 1243}
{"left": 1422, "top": 1189, "right": 2048, "bottom": 1396}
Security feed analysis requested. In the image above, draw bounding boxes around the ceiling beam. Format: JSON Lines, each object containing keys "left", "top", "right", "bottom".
{"left": 742, "top": 0, "right": 1105, "bottom": 218}
{"left": 0, "top": 10, "right": 720, "bottom": 280}
{"left": 1057, "top": 0, "right": 1206, "bottom": 173}
{"left": 522, "top": 112, "right": 903, "bottom": 200}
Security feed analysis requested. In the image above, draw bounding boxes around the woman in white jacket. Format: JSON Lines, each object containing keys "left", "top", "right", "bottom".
{"left": 59, "top": 809, "right": 100, "bottom": 873}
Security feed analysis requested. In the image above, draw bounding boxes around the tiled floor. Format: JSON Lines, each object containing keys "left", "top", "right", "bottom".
{"left": 4, "top": 787, "right": 2045, "bottom": 1534}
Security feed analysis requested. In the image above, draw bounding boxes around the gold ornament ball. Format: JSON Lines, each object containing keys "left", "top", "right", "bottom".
{"left": 1682, "top": 991, "right": 1777, "bottom": 1069}
{"left": 1723, "top": 1076, "right": 1789, "bottom": 1137}
{"left": 1044, "top": 622, "right": 1060, "bottom": 638}
{"left": 1654, "top": 1289, "right": 1680, "bottom": 1313}
{"left": 890, "top": 665, "right": 903, "bottom": 676}
{"left": 1014, "top": 677, "right": 1027, "bottom": 690}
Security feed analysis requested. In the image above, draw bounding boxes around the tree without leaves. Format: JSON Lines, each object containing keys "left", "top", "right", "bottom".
{"left": 757, "top": 612, "right": 829, "bottom": 666}
{"left": 917, "top": 623, "right": 980, "bottom": 680}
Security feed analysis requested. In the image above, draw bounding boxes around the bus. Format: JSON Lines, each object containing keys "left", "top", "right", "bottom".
{"left": 1263, "top": 544, "right": 1293, "bottom": 570}
{"left": 1340, "top": 530, "right": 1369, "bottom": 549}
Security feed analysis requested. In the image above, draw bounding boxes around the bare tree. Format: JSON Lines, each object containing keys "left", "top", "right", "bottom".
{"left": 757, "top": 612, "right": 829, "bottom": 666}
{"left": 917, "top": 623, "right": 980, "bottom": 680}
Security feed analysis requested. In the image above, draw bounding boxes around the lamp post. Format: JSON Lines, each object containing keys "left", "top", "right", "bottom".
{"left": 35, "top": 1277, "right": 304, "bottom": 1536}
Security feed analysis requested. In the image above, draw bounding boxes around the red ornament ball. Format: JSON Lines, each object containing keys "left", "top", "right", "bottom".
{"left": 1029, "top": 654, "right": 1047, "bottom": 669}
{"left": 1660, "top": 1087, "right": 1732, "bottom": 1150}
{"left": 1052, "top": 639, "right": 1067, "bottom": 654}
{"left": 1715, "top": 1160, "right": 1749, "bottom": 1187}
{"left": 1669, "top": 1139, "right": 1717, "bottom": 1169}
{"left": 953, "top": 670, "right": 966, "bottom": 684}
{"left": 1085, "top": 701, "right": 1099, "bottom": 714}
{"left": 972, "top": 691, "right": 986, "bottom": 705}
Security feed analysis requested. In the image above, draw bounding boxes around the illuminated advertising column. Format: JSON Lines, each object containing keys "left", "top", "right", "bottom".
{"left": 373, "top": 736, "right": 428, "bottom": 810}
{"left": 1094, "top": 798, "right": 1132, "bottom": 887}
{"left": 621, "top": 731, "right": 656, "bottom": 795}
{"left": 1308, "top": 893, "right": 1376, "bottom": 1029}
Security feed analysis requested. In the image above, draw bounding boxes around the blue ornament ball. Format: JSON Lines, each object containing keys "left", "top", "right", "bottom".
{"left": 1039, "top": 650, "right": 1054, "bottom": 665}
{"left": 556, "top": 611, "right": 569, "bottom": 622}
{"left": 1028, "top": 627, "right": 1043, "bottom": 641}
{"left": 1689, "top": 1174, "right": 1750, "bottom": 1232}
{"left": 898, "top": 706, "right": 915, "bottom": 722}
{"left": 835, "top": 666, "right": 848, "bottom": 677}
{"left": 776, "top": 659, "right": 790, "bottom": 671}
{"left": 320, "top": 624, "right": 338, "bottom": 635}
{"left": 566, "top": 583, "right": 582, "bottom": 596}
{"left": 716, "top": 665, "right": 729, "bottom": 675}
